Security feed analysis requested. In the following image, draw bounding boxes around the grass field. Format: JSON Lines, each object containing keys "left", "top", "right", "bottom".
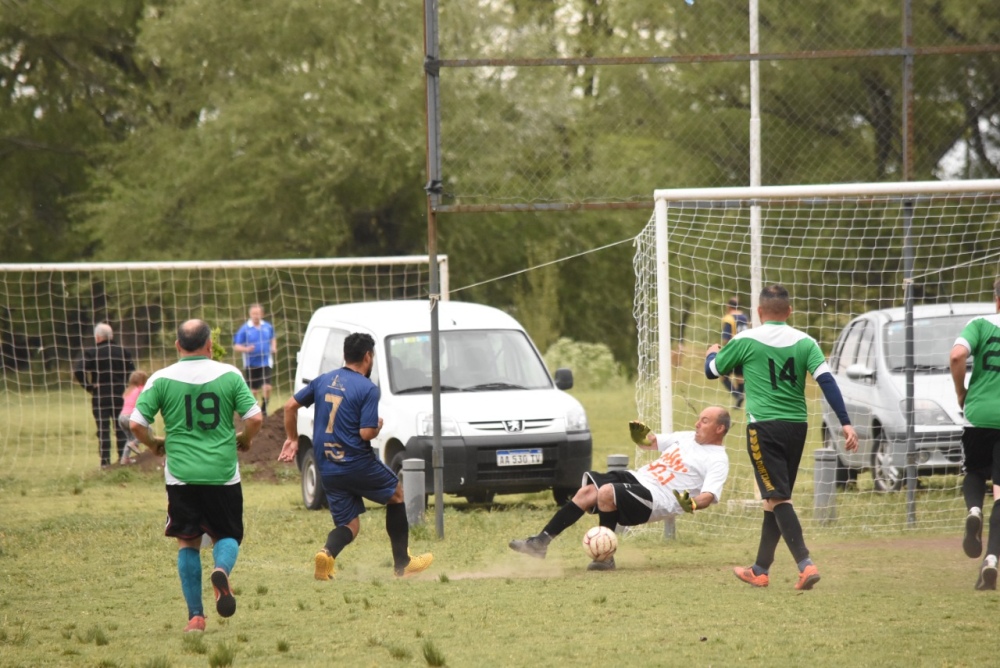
{"left": 0, "top": 387, "right": 994, "bottom": 667}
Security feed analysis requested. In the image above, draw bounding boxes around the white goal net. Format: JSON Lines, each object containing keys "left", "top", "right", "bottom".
{"left": 0, "top": 257, "right": 447, "bottom": 477}
{"left": 634, "top": 180, "right": 1000, "bottom": 536}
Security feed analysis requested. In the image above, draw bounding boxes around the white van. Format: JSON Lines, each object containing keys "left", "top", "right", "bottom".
{"left": 291, "top": 300, "right": 593, "bottom": 507}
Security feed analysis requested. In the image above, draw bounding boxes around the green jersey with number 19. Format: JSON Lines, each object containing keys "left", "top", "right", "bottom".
{"left": 132, "top": 356, "right": 260, "bottom": 485}
{"left": 711, "top": 322, "right": 829, "bottom": 423}
{"left": 955, "top": 314, "right": 1000, "bottom": 430}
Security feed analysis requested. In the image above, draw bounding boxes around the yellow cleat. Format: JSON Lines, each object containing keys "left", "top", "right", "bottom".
{"left": 397, "top": 552, "right": 434, "bottom": 578}
{"left": 314, "top": 551, "right": 335, "bottom": 581}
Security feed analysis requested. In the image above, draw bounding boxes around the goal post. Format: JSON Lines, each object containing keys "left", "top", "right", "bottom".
{"left": 0, "top": 256, "right": 447, "bottom": 477}
{"left": 635, "top": 179, "right": 1000, "bottom": 537}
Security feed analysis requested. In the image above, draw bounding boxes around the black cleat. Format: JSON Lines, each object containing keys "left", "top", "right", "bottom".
{"left": 211, "top": 568, "right": 237, "bottom": 618}
{"left": 964, "top": 510, "right": 983, "bottom": 559}
{"left": 586, "top": 557, "right": 616, "bottom": 571}
{"left": 508, "top": 534, "right": 550, "bottom": 559}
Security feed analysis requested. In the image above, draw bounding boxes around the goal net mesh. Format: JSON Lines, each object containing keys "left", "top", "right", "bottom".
{"left": 634, "top": 182, "right": 1000, "bottom": 536}
{"left": 0, "top": 258, "right": 444, "bottom": 478}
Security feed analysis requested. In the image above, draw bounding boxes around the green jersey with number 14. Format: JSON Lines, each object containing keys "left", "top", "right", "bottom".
{"left": 955, "top": 314, "right": 1000, "bottom": 430}
{"left": 133, "top": 356, "right": 260, "bottom": 485}
{"left": 712, "top": 322, "right": 828, "bottom": 423}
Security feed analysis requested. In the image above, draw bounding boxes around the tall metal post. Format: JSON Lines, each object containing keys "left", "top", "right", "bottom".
{"left": 423, "top": 0, "right": 445, "bottom": 538}
{"left": 749, "top": 0, "right": 763, "bottom": 323}
{"left": 901, "top": 1, "right": 917, "bottom": 526}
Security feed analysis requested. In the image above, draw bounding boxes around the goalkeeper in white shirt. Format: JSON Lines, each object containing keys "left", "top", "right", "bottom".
{"left": 509, "top": 406, "right": 731, "bottom": 571}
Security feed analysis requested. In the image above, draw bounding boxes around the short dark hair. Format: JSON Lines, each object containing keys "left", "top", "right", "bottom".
{"left": 759, "top": 284, "right": 791, "bottom": 315}
{"left": 727, "top": 297, "right": 740, "bottom": 309}
{"left": 178, "top": 320, "right": 211, "bottom": 352}
{"left": 344, "top": 332, "right": 375, "bottom": 364}
{"left": 993, "top": 278, "right": 1000, "bottom": 300}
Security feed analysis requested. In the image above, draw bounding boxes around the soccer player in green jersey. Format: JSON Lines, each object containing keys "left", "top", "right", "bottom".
{"left": 705, "top": 284, "right": 858, "bottom": 590}
{"left": 950, "top": 278, "right": 1000, "bottom": 590}
{"left": 130, "top": 320, "right": 263, "bottom": 632}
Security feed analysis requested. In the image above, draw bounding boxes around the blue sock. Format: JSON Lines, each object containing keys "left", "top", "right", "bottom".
{"left": 212, "top": 537, "right": 239, "bottom": 575}
{"left": 797, "top": 557, "right": 814, "bottom": 572}
{"left": 751, "top": 564, "right": 769, "bottom": 576}
{"left": 177, "top": 547, "right": 203, "bottom": 618}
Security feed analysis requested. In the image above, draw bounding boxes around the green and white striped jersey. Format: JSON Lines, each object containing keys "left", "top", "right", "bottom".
{"left": 132, "top": 356, "right": 260, "bottom": 485}
{"left": 710, "top": 322, "right": 829, "bottom": 423}
{"left": 954, "top": 314, "right": 1000, "bottom": 429}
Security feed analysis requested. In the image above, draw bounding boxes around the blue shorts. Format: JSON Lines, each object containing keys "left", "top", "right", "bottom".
{"left": 321, "top": 460, "right": 399, "bottom": 527}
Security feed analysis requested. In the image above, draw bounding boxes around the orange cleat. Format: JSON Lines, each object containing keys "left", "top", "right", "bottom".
{"left": 795, "top": 564, "right": 821, "bottom": 591}
{"left": 733, "top": 565, "right": 769, "bottom": 587}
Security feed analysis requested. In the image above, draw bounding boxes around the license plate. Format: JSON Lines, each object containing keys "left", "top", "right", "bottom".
{"left": 496, "top": 449, "right": 543, "bottom": 466}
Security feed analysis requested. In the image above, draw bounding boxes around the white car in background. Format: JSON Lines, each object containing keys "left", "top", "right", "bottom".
{"left": 821, "top": 302, "right": 994, "bottom": 492}
{"left": 291, "top": 300, "right": 593, "bottom": 508}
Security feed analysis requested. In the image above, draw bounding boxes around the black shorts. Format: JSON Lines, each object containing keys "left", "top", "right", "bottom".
{"left": 962, "top": 427, "right": 1000, "bottom": 482}
{"left": 582, "top": 470, "right": 653, "bottom": 527}
{"left": 165, "top": 483, "right": 244, "bottom": 544}
{"left": 746, "top": 420, "right": 808, "bottom": 500}
{"left": 244, "top": 366, "right": 272, "bottom": 390}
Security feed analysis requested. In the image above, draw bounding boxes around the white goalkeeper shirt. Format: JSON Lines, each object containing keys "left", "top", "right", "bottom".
{"left": 631, "top": 431, "right": 730, "bottom": 521}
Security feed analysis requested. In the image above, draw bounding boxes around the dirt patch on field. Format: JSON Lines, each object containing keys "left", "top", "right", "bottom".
{"left": 129, "top": 408, "right": 290, "bottom": 482}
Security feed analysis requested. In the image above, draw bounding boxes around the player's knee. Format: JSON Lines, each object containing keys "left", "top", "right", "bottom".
{"left": 596, "top": 485, "right": 617, "bottom": 511}
{"left": 572, "top": 485, "right": 597, "bottom": 510}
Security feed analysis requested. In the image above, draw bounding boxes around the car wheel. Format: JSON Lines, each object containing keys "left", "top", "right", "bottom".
{"left": 301, "top": 448, "right": 326, "bottom": 510}
{"left": 871, "top": 434, "right": 903, "bottom": 493}
{"left": 465, "top": 491, "right": 495, "bottom": 505}
{"left": 552, "top": 486, "right": 576, "bottom": 505}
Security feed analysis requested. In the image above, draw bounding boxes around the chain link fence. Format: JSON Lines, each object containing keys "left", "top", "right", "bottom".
{"left": 430, "top": 0, "right": 1000, "bottom": 211}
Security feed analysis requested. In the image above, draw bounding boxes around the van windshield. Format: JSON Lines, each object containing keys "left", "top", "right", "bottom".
{"left": 883, "top": 314, "right": 977, "bottom": 372}
{"left": 386, "top": 330, "right": 553, "bottom": 394}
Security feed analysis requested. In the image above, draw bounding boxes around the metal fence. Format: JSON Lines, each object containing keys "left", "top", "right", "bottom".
{"left": 423, "top": 0, "right": 1000, "bottom": 214}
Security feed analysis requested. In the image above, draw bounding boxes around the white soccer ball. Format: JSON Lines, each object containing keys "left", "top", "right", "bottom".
{"left": 582, "top": 526, "right": 617, "bottom": 562}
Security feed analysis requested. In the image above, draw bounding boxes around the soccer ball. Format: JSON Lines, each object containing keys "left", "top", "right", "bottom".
{"left": 582, "top": 526, "right": 617, "bottom": 562}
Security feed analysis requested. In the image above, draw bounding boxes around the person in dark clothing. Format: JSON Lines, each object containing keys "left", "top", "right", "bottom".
{"left": 74, "top": 323, "right": 136, "bottom": 467}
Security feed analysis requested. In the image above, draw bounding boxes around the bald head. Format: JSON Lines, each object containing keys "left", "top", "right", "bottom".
{"left": 177, "top": 319, "right": 212, "bottom": 355}
{"left": 694, "top": 405, "right": 731, "bottom": 445}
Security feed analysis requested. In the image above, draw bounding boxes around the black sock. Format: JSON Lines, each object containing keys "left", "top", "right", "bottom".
{"left": 542, "top": 502, "right": 585, "bottom": 539}
{"left": 987, "top": 499, "right": 1000, "bottom": 557}
{"left": 325, "top": 525, "right": 354, "bottom": 558}
{"left": 772, "top": 502, "right": 810, "bottom": 565}
{"left": 385, "top": 502, "right": 410, "bottom": 572}
{"left": 754, "top": 510, "right": 782, "bottom": 572}
{"left": 598, "top": 509, "right": 619, "bottom": 533}
{"left": 963, "top": 473, "right": 987, "bottom": 511}
{"left": 261, "top": 399, "right": 268, "bottom": 417}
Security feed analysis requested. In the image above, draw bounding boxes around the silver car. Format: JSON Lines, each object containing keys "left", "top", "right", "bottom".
{"left": 821, "top": 302, "right": 995, "bottom": 492}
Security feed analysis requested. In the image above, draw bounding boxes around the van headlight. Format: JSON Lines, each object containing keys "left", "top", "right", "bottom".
{"left": 566, "top": 408, "right": 589, "bottom": 433}
{"left": 416, "top": 412, "right": 460, "bottom": 437}
{"left": 900, "top": 399, "right": 955, "bottom": 426}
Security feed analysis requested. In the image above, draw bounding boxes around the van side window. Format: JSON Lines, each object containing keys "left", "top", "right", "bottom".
{"left": 320, "top": 330, "right": 349, "bottom": 374}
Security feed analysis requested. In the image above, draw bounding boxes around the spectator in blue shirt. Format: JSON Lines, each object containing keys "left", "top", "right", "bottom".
{"left": 233, "top": 304, "right": 277, "bottom": 417}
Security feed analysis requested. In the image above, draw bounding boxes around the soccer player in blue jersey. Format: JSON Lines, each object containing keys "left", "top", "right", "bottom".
{"left": 233, "top": 304, "right": 276, "bottom": 416}
{"left": 720, "top": 297, "right": 749, "bottom": 408}
{"left": 278, "top": 332, "right": 432, "bottom": 579}
{"left": 706, "top": 284, "right": 857, "bottom": 590}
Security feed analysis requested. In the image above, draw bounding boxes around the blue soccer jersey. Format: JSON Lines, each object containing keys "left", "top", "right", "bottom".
{"left": 294, "top": 367, "right": 380, "bottom": 475}
{"left": 233, "top": 320, "right": 274, "bottom": 369}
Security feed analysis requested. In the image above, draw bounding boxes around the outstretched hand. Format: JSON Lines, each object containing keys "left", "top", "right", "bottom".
{"left": 673, "top": 489, "right": 697, "bottom": 513}
{"left": 278, "top": 438, "right": 298, "bottom": 463}
{"left": 629, "top": 420, "right": 652, "bottom": 446}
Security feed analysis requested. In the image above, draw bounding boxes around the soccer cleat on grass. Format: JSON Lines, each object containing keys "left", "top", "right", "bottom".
{"left": 211, "top": 568, "right": 236, "bottom": 618}
{"left": 733, "top": 565, "right": 769, "bottom": 588}
{"left": 508, "top": 534, "right": 550, "bottom": 559}
{"left": 586, "top": 557, "right": 616, "bottom": 571}
{"left": 975, "top": 556, "right": 998, "bottom": 591}
{"left": 795, "top": 564, "right": 821, "bottom": 591}
{"left": 314, "top": 551, "right": 335, "bottom": 581}
{"left": 397, "top": 552, "right": 434, "bottom": 578}
{"left": 184, "top": 615, "right": 206, "bottom": 633}
{"left": 964, "top": 508, "right": 983, "bottom": 559}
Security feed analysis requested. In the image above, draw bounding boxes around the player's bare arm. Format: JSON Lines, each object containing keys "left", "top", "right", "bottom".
{"left": 130, "top": 421, "right": 166, "bottom": 456}
{"left": 359, "top": 417, "right": 383, "bottom": 442}
{"left": 236, "top": 412, "right": 264, "bottom": 452}
{"left": 278, "top": 396, "right": 303, "bottom": 462}
{"left": 949, "top": 344, "right": 970, "bottom": 408}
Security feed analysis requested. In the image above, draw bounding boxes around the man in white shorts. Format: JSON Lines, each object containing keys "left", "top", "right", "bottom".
{"left": 509, "top": 406, "right": 731, "bottom": 570}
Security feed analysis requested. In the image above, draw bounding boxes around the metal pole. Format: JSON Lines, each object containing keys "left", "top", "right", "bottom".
{"left": 749, "top": 0, "right": 763, "bottom": 323}
{"left": 423, "top": 0, "right": 445, "bottom": 539}
{"left": 902, "top": 0, "right": 917, "bottom": 526}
